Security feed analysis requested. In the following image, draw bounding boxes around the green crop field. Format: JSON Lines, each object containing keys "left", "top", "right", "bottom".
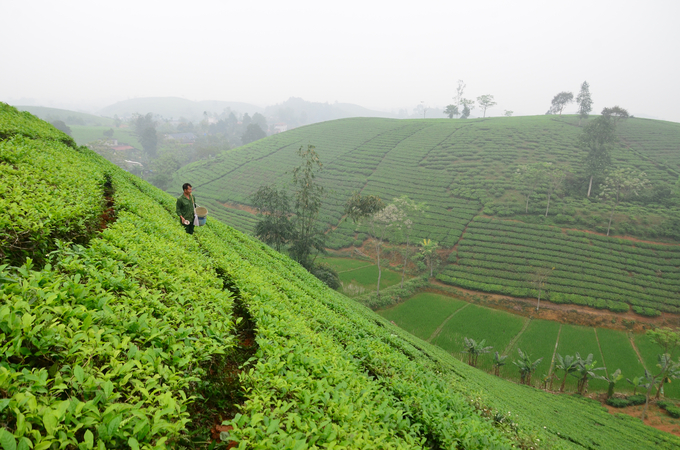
{"left": 377, "top": 293, "right": 468, "bottom": 340}
{"left": 171, "top": 115, "right": 680, "bottom": 315}
{"left": 431, "top": 304, "right": 527, "bottom": 372}
{"left": 634, "top": 333, "right": 680, "bottom": 398}
{"left": 596, "top": 328, "right": 646, "bottom": 393}
{"left": 378, "top": 292, "right": 680, "bottom": 399}
{"left": 318, "top": 256, "right": 374, "bottom": 272}
{"left": 337, "top": 264, "right": 402, "bottom": 291}
{"left": 501, "top": 319, "right": 562, "bottom": 381}
{"left": 69, "top": 125, "right": 142, "bottom": 148}
{"left": 4, "top": 103, "right": 680, "bottom": 449}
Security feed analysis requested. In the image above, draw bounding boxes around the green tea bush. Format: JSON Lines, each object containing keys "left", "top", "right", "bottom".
{"left": 627, "top": 395, "right": 647, "bottom": 406}
{"left": 606, "top": 397, "right": 630, "bottom": 408}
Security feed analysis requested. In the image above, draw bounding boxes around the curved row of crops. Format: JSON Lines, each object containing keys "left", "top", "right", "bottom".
{"left": 439, "top": 217, "right": 680, "bottom": 315}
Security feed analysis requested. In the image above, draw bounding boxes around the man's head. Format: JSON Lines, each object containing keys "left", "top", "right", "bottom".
{"left": 182, "top": 183, "right": 192, "bottom": 194}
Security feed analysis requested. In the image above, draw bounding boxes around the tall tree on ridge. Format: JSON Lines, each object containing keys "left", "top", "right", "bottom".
{"left": 289, "top": 144, "right": 326, "bottom": 268}
{"left": 579, "top": 115, "right": 616, "bottom": 197}
{"left": 601, "top": 106, "right": 630, "bottom": 125}
{"left": 547, "top": 91, "right": 574, "bottom": 116}
{"left": 444, "top": 104, "right": 459, "bottom": 118}
{"left": 476, "top": 94, "right": 497, "bottom": 118}
{"left": 460, "top": 99, "right": 475, "bottom": 119}
{"left": 576, "top": 81, "right": 593, "bottom": 125}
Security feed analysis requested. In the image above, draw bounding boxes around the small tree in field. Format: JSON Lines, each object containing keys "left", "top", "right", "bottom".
{"left": 493, "top": 351, "right": 508, "bottom": 376}
{"left": 530, "top": 266, "right": 553, "bottom": 311}
{"left": 476, "top": 94, "right": 497, "bottom": 118}
{"left": 626, "top": 376, "right": 644, "bottom": 395}
{"left": 601, "top": 106, "right": 630, "bottom": 125}
{"left": 343, "top": 192, "right": 388, "bottom": 296}
{"left": 547, "top": 91, "right": 574, "bottom": 116}
{"left": 599, "top": 168, "right": 650, "bottom": 236}
{"left": 573, "top": 353, "right": 605, "bottom": 395}
{"left": 576, "top": 81, "right": 593, "bottom": 124}
{"left": 646, "top": 327, "right": 680, "bottom": 358}
{"left": 444, "top": 104, "right": 459, "bottom": 118}
{"left": 555, "top": 353, "right": 579, "bottom": 392}
{"left": 251, "top": 185, "right": 293, "bottom": 252}
{"left": 463, "top": 337, "right": 493, "bottom": 367}
{"left": 460, "top": 99, "right": 475, "bottom": 119}
{"left": 513, "top": 348, "right": 543, "bottom": 385}
{"left": 580, "top": 116, "right": 616, "bottom": 197}
{"left": 602, "top": 368, "right": 623, "bottom": 399}
{"left": 544, "top": 164, "right": 569, "bottom": 217}
{"left": 390, "top": 196, "right": 424, "bottom": 288}
{"left": 419, "top": 238, "right": 440, "bottom": 277}
{"left": 640, "top": 356, "right": 680, "bottom": 419}
{"left": 289, "top": 144, "right": 327, "bottom": 268}
{"left": 514, "top": 163, "right": 546, "bottom": 213}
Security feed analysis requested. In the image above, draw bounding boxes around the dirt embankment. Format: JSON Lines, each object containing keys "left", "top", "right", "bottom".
{"left": 427, "top": 280, "right": 680, "bottom": 333}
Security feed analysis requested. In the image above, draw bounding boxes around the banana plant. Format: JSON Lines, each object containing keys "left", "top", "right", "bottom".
{"left": 554, "top": 353, "right": 578, "bottom": 392}
{"left": 493, "top": 351, "right": 508, "bottom": 376}
{"left": 626, "top": 376, "right": 644, "bottom": 395}
{"left": 463, "top": 337, "right": 493, "bottom": 367}
{"left": 571, "top": 353, "right": 605, "bottom": 395}
{"left": 513, "top": 348, "right": 543, "bottom": 386}
{"left": 601, "top": 368, "right": 623, "bottom": 399}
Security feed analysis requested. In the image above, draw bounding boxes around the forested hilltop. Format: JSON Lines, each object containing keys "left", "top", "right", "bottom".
{"left": 3, "top": 104, "right": 680, "bottom": 448}
{"left": 172, "top": 116, "right": 680, "bottom": 317}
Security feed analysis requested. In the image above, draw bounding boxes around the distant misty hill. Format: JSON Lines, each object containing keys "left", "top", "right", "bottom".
{"left": 264, "top": 97, "right": 397, "bottom": 126}
{"left": 97, "top": 96, "right": 398, "bottom": 125}
{"left": 98, "top": 97, "right": 264, "bottom": 121}
{"left": 15, "top": 105, "right": 115, "bottom": 127}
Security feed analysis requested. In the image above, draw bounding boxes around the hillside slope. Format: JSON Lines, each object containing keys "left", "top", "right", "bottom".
{"left": 2, "top": 103, "right": 679, "bottom": 449}
{"left": 172, "top": 116, "right": 680, "bottom": 316}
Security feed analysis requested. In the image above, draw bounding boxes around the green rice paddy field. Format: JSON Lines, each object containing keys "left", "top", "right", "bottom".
{"left": 378, "top": 292, "right": 680, "bottom": 398}
{"left": 320, "top": 256, "right": 405, "bottom": 292}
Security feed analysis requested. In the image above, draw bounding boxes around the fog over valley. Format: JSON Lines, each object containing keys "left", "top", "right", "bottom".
{"left": 2, "top": 0, "right": 679, "bottom": 122}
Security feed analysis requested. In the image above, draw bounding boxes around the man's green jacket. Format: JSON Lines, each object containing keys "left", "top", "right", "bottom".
{"left": 176, "top": 194, "right": 196, "bottom": 222}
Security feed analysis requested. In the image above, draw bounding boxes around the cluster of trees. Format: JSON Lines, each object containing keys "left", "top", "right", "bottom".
{"left": 92, "top": 110, "right": 270, "bottom": 190}
{"left": 517, "top": 90, "right": 649, "bottom": 237}
{"left": 251, "top": 145, "right": 340, "bottom": 288}
{"left": 251, "top": 150, "right": 443, "bottom": 290}
{"left": 463, "top": 327, "right": 680, "bottom": 418}
{"left": 343, "top": 194, "right": 438, "bottom": 295}
{"left": 443, "top": 80, "right": 498, "bottom": 119}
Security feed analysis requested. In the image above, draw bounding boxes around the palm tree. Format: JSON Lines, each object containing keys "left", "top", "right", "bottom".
{"left": 554, "top": 353, "right": 578, "bottom": 392}
{"left": 463, "top": 337, "right": 493, "bottom": 367}
{"left": 513, "top": 348, "right": 543, "bottom": 386}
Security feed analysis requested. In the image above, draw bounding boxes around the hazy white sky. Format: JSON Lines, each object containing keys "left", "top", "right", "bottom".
{"left": 2, "top": 0, "right": 679, "bottom": 121}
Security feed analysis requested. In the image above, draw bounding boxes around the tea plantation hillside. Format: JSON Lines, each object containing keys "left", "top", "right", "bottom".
{"left": 2, "top": 103, "right": 680, "bottom": 449}
{"left": 172, "top": 116, "right": 680, "bottom": 316}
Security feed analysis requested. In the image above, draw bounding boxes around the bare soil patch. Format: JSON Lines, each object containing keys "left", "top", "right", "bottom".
{"left": 600, "top": 397, "right": 680, "bottom": 437}
{"left": 218, "top": 201, "right": 258, "bottom": 215}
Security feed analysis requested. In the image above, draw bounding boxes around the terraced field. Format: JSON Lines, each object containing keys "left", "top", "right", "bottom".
{"left": 440, "top": 217, "right": 680, "bottom": 315}
{"left": 174, "top": 115, "right": 680, "bottom": 314}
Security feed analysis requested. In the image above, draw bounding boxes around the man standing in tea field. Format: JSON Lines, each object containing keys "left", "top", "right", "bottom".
{"left": 176, "top": 183, "right": 197, "bottom": 234}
